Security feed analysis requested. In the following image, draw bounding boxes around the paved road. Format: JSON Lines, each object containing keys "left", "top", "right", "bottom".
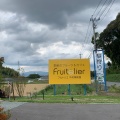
{"left": 0, "top": 101, "right": 26, "bottom": 111}
{"left": 107, "top": 82, "right": 120, "bottom": 86}
{"left": 7, "top": 103, "right": 120, "bottom": 120}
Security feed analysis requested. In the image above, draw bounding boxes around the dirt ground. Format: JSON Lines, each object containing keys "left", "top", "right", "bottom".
{"left": 12, "top": 84, "right": 49, "bottom": 96}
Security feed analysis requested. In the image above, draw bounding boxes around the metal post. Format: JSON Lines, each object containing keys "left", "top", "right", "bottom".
{"left": 83, "top": 84, "right": 87, "bottom": 95}
{"left": 8, "top": 81, "right": 11, "bottom": 101}
{"left": 54, "top": 84, "right": 56, "bottom": 96}
{"left": 93, "top": 20, "right": 97, "bottom": 50}
{"left": 68, "top": 84, "right": 71, "bottom": 95}
{"left": 42, "top": 90, "right": 44, "bottom": 100}
{"left": 79, "top": 53, "right": 87, "bottom": 95}
{"left": 90, "top": 15, "right": 100, "bottom": 50}
{"left": 91, "top": 16, "right": 100, "bottom": 93}
{"left": 12, "top": 82, "right": 15, "bottom": 100}
{"left": 103, "top": 50, "right": 107, "bottom": 91}
{"left": 79, "top": 53, "right": 82, "bottom": 59}
{"left": 93, "top": 50, "right": 98, "bottom": 93}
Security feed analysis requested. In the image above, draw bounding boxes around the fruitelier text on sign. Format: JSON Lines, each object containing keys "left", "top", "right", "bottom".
{"left": 49, "top": 59, "right": 91, "bottom": 84}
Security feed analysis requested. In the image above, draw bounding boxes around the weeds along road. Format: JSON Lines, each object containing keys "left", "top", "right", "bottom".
{"left": 107, "top": 81, "right": 120, "bottom": 87}
{"left": 9, "top": 103, "right": 120, "bottom": 120}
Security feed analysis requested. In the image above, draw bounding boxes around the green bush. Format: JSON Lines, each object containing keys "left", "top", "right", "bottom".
{"left": 109, "top": 84, "right": 120, "bottom": 93}
{"left": 0, "top": 107, "right": 11, "bottom": 120}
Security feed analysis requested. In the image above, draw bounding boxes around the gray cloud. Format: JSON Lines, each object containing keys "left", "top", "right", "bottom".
{"left": 0, "top": 0, "right": 120, "bottom": 72}
{"left": 0, "top": 0, "right": 104, "bottom": 29}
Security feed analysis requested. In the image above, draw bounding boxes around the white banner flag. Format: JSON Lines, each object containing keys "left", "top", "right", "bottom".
{"left": 95, "top": 50, "right": 104, "bottom": 83}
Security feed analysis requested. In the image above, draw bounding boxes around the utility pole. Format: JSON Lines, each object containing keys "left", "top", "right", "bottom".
{"left": 18, "top": 61, "right": 20, "bottom": 70}
{"left": 90, "top": 15, "right": 100, "bottom": 50}
{"left": 79, "top": 53, "right": 86, "bottom": 95}
{"left": 79, "top": 53, "right": 82, "bottom": 59}
{"left": 90, "top": 15, "right": 100, "bottom": 93}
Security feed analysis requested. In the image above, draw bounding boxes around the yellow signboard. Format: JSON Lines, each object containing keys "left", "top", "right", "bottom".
{"left": 49, "top": 59, "right": 91, "bottom": 84}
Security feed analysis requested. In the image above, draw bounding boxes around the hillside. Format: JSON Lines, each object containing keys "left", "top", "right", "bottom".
{"left": 23, "top": 71, "right": 48, "bottom": 77}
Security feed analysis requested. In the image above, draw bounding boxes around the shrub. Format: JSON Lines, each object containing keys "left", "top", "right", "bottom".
{"left": 0, "top": 107, "right": 10, "bottom": 120}
{"left": 109, "top": 84, "right": 120, "bottom": 93}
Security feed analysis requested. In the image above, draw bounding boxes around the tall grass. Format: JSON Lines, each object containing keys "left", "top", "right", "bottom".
{"left": 106, "top": 74, "right": 120, "bottom": 82}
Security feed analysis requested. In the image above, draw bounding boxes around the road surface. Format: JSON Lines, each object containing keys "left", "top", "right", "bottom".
{"left": 7, "top": 103, "right": 120, "bottom": 120}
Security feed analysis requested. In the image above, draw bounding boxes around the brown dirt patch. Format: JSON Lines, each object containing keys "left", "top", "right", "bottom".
{"left": 13, "top": 84, "right": 49, "bottom": 96}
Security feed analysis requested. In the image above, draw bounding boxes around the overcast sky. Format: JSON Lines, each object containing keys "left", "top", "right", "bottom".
{"left": 0, "top": 0, "right": 120, "bottom": 72}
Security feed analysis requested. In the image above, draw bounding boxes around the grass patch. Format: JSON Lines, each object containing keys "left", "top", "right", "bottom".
{"left": 106, "top": 74, "right": 120, "bottom": 82}
{"left": 37, "top": 84, "right": 94, "bottom": 96}
{"left": 4, "top": 95, "right": 120, "bottom": 104}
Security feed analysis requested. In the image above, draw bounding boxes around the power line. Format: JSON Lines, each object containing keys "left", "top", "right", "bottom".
{"left": 76, "top": 20, "right": 92, "bottom": 58}
{"left": 81, "top": 28, "right": 94, "bottom": 58}
{"left": 79, "top": 20, "right": 92, "bottom": 54}
{"left": 95, "top": 0, "right": 108, "bottom": 18}
{"left": 80, "top": 0, "right": 109, "bottom": 56}
{"left": 84, "top": 20, "right": 91, "bottom": 44}
{"left": 99, "top": 0, "right": 116, "bottom": 23}
{"left": 88, "top": 46, "right": 94, "bottom": 59}
{"left": 93, "top": 0, "right": 104, "bottom": 16}
{"left": 85, "top": 25, "right": 93, "bottom": 44}
{"left": 78, "top": 0, "right": 103, "bottom": 58}
{"left": 79, "top": 0, "right": 114, "bottom": 59}
{"left": 98, "top": 0, "right": 113, "bottom": 18}
{"left": 89, "top": 0, "right": 116, "bottom": 52}
{"left": 88, "top": 0, "right": 118, "bottom": 64}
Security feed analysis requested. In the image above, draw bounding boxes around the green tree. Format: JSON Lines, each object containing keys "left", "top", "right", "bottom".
{"left": 1, "top": 67, "right": 19, "bottom": 78}
{"left": 94, "top": 13, "right": 120, "bottom": 68}
{"left": 0, "top": 57, "right": 4, "bottom": 68}
{"left": 90, "top": 71, "right": 94, "bottom": 79}
{"left": 27, "top": 74, "right": 41, "bottom": 79}
{"left": 91, "top": 32, "right": 100, "bottom": 49}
